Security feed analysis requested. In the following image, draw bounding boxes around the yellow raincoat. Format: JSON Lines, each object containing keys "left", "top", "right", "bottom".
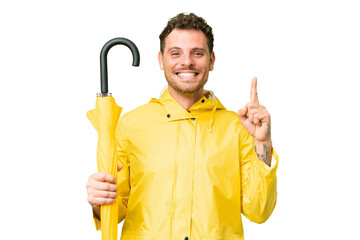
{"left": 94, "top": 88, "right": 278, "bottom": 240}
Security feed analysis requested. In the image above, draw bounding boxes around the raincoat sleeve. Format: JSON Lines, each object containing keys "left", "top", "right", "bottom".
{"left": 93, "top": 119, "right": 131, "bottom": 230}
{"left": 239, "top": 123, "right": 279, "bottom": 223}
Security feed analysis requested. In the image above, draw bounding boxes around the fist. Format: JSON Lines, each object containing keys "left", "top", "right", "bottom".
{"left": 86, "top": 164, "right": 123, "bottom": 209}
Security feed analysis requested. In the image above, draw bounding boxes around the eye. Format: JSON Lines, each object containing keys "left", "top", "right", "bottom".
{"left": 171, "top": 52, "right": 180, "bottom": 56}
{"left": 194, "top": 52, "right": 204, "bottom": 56}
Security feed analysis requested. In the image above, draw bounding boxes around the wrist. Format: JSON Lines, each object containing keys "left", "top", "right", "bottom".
{"left": 253, "top": 139, "right": 272, "bottom": 167}
{"left": 253, "top": 138, "right": 272, "bottom": 148}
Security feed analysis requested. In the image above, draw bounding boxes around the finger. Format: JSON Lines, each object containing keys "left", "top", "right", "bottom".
{"left": 237, "top": 106, "right": 248, "bottom": 116}
{"left": 247, "top": 108, "right": 264, "bottom": 125}
{"left": 92, "top": 181, "right": 118, "bottom": 192}
{"left": 88, "top": 196, "right": 116, "bottom": 206}
{"left": 246, "top": 107, "right": 259, "bottom": 118}
{"left": 253, "top": 113, "right": 265, "bottom": 125}
{"left": 91, "top": 189, "right": 118, "bottom": 199}
{"left": 237, "top": 106, "right": 248, "bottom": 125}
{"left": 87, "top": 177, "right": 118, "bottom": 192}
{"left": 246, "top": 102, "right": 259, "bottom": 109}
{"left": 92, "top": 172, "right": 117, "bottom": 184}
{"left": 247, "top": 110, "right": 254, "bottom": 123}
{"left": 253, "top": 113, "right": 259, "bottom": 125}
{"left": 250, "top": 77, "right": 259, "bottom": 104}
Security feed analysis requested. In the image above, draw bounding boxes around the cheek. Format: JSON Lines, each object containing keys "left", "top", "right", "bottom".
{"left": 165, "top": 61, "right": 179, "bottom": 72}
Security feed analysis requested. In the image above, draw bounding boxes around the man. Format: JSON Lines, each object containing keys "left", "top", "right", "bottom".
{"left": 87, "top": 13, "right": 278, "bottom": 240}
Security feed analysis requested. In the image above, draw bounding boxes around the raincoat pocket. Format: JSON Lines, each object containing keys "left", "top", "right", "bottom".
{"left": 120, "top": 232, "right": 154, "bottom": 240}
{"left": 202, "top": 234, "right": 242, "bottom": 240}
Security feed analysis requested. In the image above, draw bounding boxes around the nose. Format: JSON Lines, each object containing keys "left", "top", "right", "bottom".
{"left": 181, "top": 53, "right": 194, "bottom": 67}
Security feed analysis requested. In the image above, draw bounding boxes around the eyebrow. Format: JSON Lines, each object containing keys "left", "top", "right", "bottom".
{"left": 167, "top": 47, "right": 181, "bottom": 52}
{"left": 167, "top": 47, "right": 208, "bottom": 53}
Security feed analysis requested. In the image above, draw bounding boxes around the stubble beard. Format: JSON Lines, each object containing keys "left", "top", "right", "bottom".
{"left": 164, "top": 69, "right": 208, "bottom": 97}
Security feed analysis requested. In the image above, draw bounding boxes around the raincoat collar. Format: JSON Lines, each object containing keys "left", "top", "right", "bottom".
{"left": 149, "top": 88, "right": 225, "bottom": 126}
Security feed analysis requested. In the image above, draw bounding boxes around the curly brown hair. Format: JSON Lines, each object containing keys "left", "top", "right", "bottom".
{"left": 159, "top": 13, "right": 214, "bottom": 55}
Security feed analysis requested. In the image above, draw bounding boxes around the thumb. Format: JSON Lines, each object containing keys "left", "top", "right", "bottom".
{"left": 117, "top": 164, "right": 123, "bottom": 172}
{"left": 237, "top": 106, "right": 247, "bottom": 117}
{"left": 237, "top": 106, "right": 248, "bottom": 123}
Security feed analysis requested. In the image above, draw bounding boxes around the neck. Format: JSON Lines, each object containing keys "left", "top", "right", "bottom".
{"left": 168, "top": 86, "right": 204, "bottom": 111}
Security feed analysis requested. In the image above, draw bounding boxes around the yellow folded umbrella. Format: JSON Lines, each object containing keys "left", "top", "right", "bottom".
{"left": 87, "top": 38, "right": 140, "bottom": 240}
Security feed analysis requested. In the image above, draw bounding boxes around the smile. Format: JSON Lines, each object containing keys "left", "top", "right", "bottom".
{"left": 176, "top": 72, "right": 199, "bottom": 78}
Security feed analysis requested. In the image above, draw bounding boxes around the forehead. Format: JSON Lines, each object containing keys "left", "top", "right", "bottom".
{"left": 164, "top": 29, "right": 208, "bottom": 51}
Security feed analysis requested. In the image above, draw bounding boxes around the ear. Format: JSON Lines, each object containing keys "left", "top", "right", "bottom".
{"left": 158, "top": 51, "right": 164, "bottom": 70}
{"left": 209, "top": 52, "right": 215, "bottom": 71}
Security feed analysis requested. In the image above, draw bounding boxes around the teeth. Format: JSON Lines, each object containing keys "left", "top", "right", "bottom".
{"left": 177, "top": 73, "right": 196, "bottom": 77}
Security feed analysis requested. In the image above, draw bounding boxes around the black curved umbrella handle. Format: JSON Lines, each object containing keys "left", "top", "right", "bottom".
{"left": 100, "top": 38, "right": 140, "bottom": 94}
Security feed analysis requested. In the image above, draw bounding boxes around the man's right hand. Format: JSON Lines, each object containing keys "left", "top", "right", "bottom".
{"left": 86, "top": 164, "right": 123, "bottom": 218}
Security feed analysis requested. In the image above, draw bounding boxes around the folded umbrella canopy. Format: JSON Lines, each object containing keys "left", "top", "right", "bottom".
{"left": 87, "top": 38, "right": 140, "bottom": 240}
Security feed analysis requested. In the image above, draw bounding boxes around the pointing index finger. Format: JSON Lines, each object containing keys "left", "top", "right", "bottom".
{"left": 250, "top": 77, "right": 259, "bottom": 104}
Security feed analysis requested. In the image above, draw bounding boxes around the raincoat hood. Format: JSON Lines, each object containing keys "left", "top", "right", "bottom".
{"left": 150, "top": 88, "right": 225, "bottom": 132}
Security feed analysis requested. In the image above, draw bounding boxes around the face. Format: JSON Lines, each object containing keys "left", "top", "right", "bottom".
{"left": 158, "top": 29, "right": 215, "bottom": 97}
